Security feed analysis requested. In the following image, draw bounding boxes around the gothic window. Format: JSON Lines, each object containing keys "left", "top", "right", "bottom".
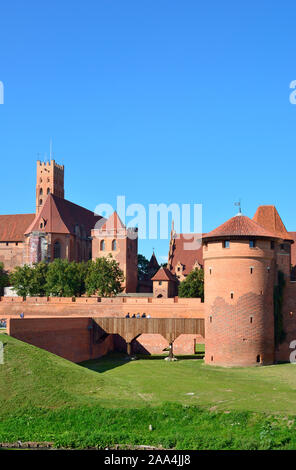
{"left": 112, "top": 239, "right": 117, "bottom": 251}
{"left": 54, "top": 241, "right": 61, "bottom": 259}
{"left": 100, "top": 240, "right": 105, "bottom": 251}
{"left": 39, "top": 199, "right": 43, "bottom": 206}
{"left": 39, "top": 188, "right": 43, "bottom": 195}
{"left": 47, "top": 188, "right": 50, "bottom": 194}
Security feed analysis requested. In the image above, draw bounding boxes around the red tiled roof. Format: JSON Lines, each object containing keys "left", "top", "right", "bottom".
{"left": 203, "top": 215, "right": 280, "bottom": 240}
{"left": 168, "top": 233, "right": 203, "bottom": 276}
{"left": 253, "top": 205, "right": 290, "bottom": 239}
{"left": 25, "top": 194, "right": 103, "bottom": 236}
{"left": 151, "top": 266, "right": 177, "bottom": 282}
{"left": 100, "top": 211, "right": 125, "bottom": 231}
{"left": 0, "top": 214, "right": 35, "bottom": 242}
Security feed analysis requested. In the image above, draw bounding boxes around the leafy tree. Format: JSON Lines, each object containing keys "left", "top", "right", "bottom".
{"left": 45, "top": 259, "right": 88, "bottom": 297}
{"left": 29, "top": 262, "right": 48, "bottom": 296}
{"left": 0, "top": 262, "right": 9, "bottom": 295}
{"left": 178, "top": 268, "right": 204, "bottom": 300}
{"left": 85, "top": 255, "right": 124, "bottom": 297}
{"left": 137, "top": 254, "right": 150, "bottom": 280}
{"left": 9, "top": 265, "right": 34, "bottom": 297}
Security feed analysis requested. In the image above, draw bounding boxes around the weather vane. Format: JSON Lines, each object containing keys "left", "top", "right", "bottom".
{"left": 234, "top": 199, "right": 242, "bottom": 215}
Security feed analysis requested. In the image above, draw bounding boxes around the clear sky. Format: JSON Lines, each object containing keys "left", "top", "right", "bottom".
{"left": 0, "top": 1, "right": 296, "bottom": 262}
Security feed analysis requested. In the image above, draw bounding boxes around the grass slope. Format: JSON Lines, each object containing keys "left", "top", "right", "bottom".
{"left": 1, "top": 334, "right": 296, "bottom": 449}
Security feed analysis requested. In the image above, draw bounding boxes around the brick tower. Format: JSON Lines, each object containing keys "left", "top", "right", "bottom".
{"left": 91, "top": 212, "right": 138, "bottom": 293}
{"left": 36, "top": 160, "right": 64, "bottom": 214}
{"left": 203, "top": 212, "right": 282, "bottom": 366}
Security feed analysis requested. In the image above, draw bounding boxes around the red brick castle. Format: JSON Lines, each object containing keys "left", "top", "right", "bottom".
{"left": 2, "top": 160, "right": 296, "bottom": 367}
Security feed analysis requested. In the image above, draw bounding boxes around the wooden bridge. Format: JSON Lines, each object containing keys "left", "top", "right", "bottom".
{"left": 92, "top": 317, "right": 205, "bottom": 357}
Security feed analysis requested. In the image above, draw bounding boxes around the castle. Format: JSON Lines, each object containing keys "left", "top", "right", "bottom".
{"left": 0, "top": 160, "right": 138, "bottom": 292}
{"left": 2, "top": 160, "right": 296, "bottom": 367}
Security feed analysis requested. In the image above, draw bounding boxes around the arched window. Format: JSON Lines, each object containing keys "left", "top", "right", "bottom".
{"left": 54, "top": 241, "right": 61, "bottom": 259}
{"left": 39, "top": 188, "right": 43, "bottom": 195}
{"left": 112, "top": 239, "right": 117, "bottom": 251}
{"left": 39, "top": 199, "right": 43, "bottom": 206}
{"left": 100, "top": 240, "right": 105, "bottom": 251}
{"left": 47, "top": 188, "right": 50, "bottom": 194}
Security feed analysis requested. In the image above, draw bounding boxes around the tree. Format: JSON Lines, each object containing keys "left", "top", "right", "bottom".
{"left": 45, "top": 259, "right": 88, "bottom": 297}
{"left": 9, "top": 264, "right": 34, "bottom": 297}
{"left": 85, "top": 255, "right": 124, "bottom": 297}
{"left": 0, "top": 262, "right": 9, "bottom": 295}
{"left": 9, "top": 262, "right": 48, "bottom": 297}
{"left": 137, "top": 254, "right": 150, "bottom": 280}
{"left": 29, "top": 262, "right": 48, "bottom": 296}
{"left": 178, "top": 268, "right": 204, "bottom": 300}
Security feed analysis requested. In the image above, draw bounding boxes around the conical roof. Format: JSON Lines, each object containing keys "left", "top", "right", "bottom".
{"left": 148, "top": 251, "right": 159, "bottom": 269}
{"left": 203, "top": 214, "right": 281, "bottom": 241}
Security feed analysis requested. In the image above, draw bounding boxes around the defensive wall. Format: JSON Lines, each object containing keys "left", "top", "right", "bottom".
{"left": 275, "top": 281, "right": 296, "bottom": 362}
{"left": 7, "top": 317, "right": 114, "bottom": 363}
{"left": 2, "top": 296, "right": 205, "bottom": 359}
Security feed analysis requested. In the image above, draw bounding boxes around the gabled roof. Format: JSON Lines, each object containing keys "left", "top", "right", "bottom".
{"left": 99, "top": 211, "right": 125, "bottom": 231}
{"left": 151, "top": 266, "right": 177, "bottom": 282}
{"left": 25, "top": 194, "right": 103, "bottom": 236}
{"left": 168, "top": 233, "right": 203, "bottom": 275}
{"left": 0, "top": 213, "right": 35, "bottom": 242}
{"left": 203, "top": 214, "right": 280, "bottom": 241}
{"left": 253, "top": 205, "right": 289, "bottom": 239}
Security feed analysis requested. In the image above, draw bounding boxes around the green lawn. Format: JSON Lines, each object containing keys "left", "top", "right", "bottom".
{"left": 1, "top": 333, "right": 296, "bottom": 449}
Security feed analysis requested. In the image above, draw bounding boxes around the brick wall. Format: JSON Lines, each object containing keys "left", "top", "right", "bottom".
{"left": 7, "top": 317, "right": 114, "bottom": 363}
{"left": 275, "top": 282, "right": 296, "bottom": 362}
{"left": 2, "top": 296, "right": 205, "bottom": 358}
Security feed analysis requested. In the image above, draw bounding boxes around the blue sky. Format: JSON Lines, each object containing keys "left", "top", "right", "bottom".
{"left": 0, "top": 1, "right": 296, "bottom": 262}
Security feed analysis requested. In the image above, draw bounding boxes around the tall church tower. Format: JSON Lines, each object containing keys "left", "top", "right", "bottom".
{"left": 36, "top": 160, "right": 64, "bottom": 214}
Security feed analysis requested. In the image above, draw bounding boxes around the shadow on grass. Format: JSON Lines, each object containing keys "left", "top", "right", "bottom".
{"left": 79, "top": 352, "right": 204, "bottom": 373}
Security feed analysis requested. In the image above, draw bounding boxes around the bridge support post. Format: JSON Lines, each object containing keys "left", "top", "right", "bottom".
{"left": 165, "top": 340, "right": 177, "bottom": 361}
{"left": 127, "top": 341, "right": 132, "bottom": 356}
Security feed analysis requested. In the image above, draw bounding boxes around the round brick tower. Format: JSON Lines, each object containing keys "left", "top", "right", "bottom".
{"left": 203, "top": 213, "right": 281, "bottom": 366}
